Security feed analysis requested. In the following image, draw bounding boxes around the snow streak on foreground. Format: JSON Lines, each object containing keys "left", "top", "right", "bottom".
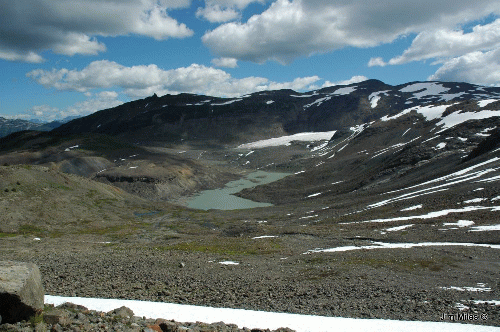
{"left": 44, "top": 296, "right": 500, "bottom": 332}
{"left": 303, "top": 242, "right": 500, "bottom": 254}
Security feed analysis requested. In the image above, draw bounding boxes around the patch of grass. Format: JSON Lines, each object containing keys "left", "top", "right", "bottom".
{"left": 93, "top": 198, "right": 118, "bottom": 208}
{"left": 18, "top": 224, "right": 45, "bottom": 236}
{"left": 28, "top": 311, "right": 44, "bottom": 326}
{"left": 48, "top": 182, "right": 72, "bottom": 191}
{"left": 0, "top": 232, "right": 17, "bottom": 238}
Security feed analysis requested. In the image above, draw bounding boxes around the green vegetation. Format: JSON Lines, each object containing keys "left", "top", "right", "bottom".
{"left": 28, "top": 311, "right": 44, "bottom": 326}
{"left": 18, "top": 224, "right": 45, "bottom": 236}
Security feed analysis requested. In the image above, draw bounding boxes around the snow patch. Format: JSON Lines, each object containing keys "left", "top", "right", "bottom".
{"left": 212, "top": 99, "right": 242, "bottom": 106}
{"left": 443, "top": 220, "right": 474, "bottom": 227}
{"left": 252, "top": 235, "right": 278, "bottom": 239}
{"left": 238, "top": 131, "right": 336, "bottom": 149}
{"left": 304, "top": 241, "right": 500, "bottom": 254}
{"left": 385, "top": 224, "right": 414, "bottom": 232}
{"left": 219, "top": 261, "right": 239, "bottom": 265}
{"left": 400, "top": 205, "right": 422, "bottom": 211}
{"left": 43, "top": 295, "right": 500, "bottom": 332}
{"left": 463, "top": 198, "right": 487, "bottom": 204}
{"left": 478, "top": 99, "right": 499, "bottom": 108}
{"left": 399, "top": 82, "right": 449, "bottom": 98}
{"left": 470, "top": 224, "right": 500, "bottom": 231}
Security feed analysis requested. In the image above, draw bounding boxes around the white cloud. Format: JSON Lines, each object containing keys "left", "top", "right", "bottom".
{"left": 202, "top": 0, "right": 500, "bottom": 64}
{"left": 196, "top": 0, "right": 265, "bottom": 22}
{"left": 428, "top": 49, "right": 500, "bottom": 85}
{"left": 196, "top": 5, "right": 240, "bottom": 23}
{"left": 267, "top": 76, "right": 320, "bottom": 90}
{"left": 368, "top": 57, "right": 387, "bottom": 67}
{"left": 211, "top": 57, "right": 239, "bottom": 67}
{"left": 27, "top": 92, "right": 124, "bottom": 121}
{"left": 27, "top": 60, "right": 323, "bottom": 98}
{"left": 0, "top": 0, "right": 193, "bottom": 62}
{"left": 388, "top": 18, "right": 500, "bottom": 65}
{"left": 321, "top": 76, "right": 368, "bottom": 88}
{"left": 0, "top": 50, "right": 44, "bottom": 64}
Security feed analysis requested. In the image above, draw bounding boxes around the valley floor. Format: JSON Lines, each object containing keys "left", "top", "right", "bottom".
{"left": 1, "top": 232, "right": 498, "bottom": 327}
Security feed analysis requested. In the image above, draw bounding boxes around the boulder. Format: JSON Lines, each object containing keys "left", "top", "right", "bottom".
{"left": 0, "top": 261, "right": 45, "bottom": 324}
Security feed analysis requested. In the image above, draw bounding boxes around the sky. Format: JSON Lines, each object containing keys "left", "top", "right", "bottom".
{"left": 1, "top": 1, "right": 500, "bottom": 122}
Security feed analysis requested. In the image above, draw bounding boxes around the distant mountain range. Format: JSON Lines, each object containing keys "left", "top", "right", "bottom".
{"left": 0, "top": 116, "right": 80, "bottom": 138}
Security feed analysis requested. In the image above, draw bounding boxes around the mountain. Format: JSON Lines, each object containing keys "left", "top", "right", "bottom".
{"left": 2, "top": 79, "right": 500, "bottom": 324}
{"left": 52, "top": 79, "right": 500, "bottom": 145}
{"left": 0, "top": 116, "right": 79, "bottom": 138}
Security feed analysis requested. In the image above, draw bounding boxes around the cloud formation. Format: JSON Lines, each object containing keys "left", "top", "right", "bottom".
{"left": 428, "top": 48, "right": 500, "bottom": 85}
{"left": 202, "top": 0, "right": 500, "bottom": 64}
{"left": 211, "top": 57, "right": 238, "bottom": 68}
{"left": 27, "top": 60, "right": 322, "bottom": 98}
{"left": 25, "top": 91, "right": 124, "bottom": 121}
{"left": 196, "top": 0, "right": 265, "bottom": 22}
{"left": 368, "top": 17, "right": 500, "bottom": 85}
{"left": 0, "top": 0, "right": 193, "bottom": 62}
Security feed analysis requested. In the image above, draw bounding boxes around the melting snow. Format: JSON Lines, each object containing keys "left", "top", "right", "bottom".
{"left": 470, "top": 224, "right": 500, "bottom": 231}
{"left": 400, "top": 82, "right": 449, "bottom": 98}
{"left": 64, "top": 145, "right": 79, "bottom": 151}
{"left": 385, "top": 224, "right": 414, "bottom": 232}
{"left": 43, "top": 295, "right": 500, "bottom": 332}
{"left": 349, "top": 206, "right": 500, "bottom": 224}
{"left": 436, "top": 110, "right": 500, "bottom": 133}
{"left": 478, "top": 99, "right": 499, "bottom": 108}
{"left": 238, "top": 131, "right": 336, "bottom": 149}
{"left": 304, "top": 96, "right": 332, "bottom": 108}
{"left": 435, "top": 143, "right": 446, "bottom": 149}
{"left": 442, "top": 220, "right": 475, "bottom": 228}
{"left": 252, "top": 235, "right": 278, "bottom": 239}
{"left": 303, "top": 241, "right": 500, "bottom": 254}
{"left": 463, "top": 198, "right": 487, "bottom": 204}
{"left": 219, "top": 261, "right": 239, "bottom": 265}
{"left": 332, "top": 87, "right": 356, "bottom": 95}
{"left": 440, "top": 284, "right": 491, "bottom": 292}
{"left": 311, "top": 141, "right": 329, "bottom": 152}
{"left": 266, "top": 100, "right": 274, "bottom": 105}
{"left": 212, "top": 99, "right": 242, "bottom": 106}
{"left": 400, "top": 205, "right": 422, "bottom": 211}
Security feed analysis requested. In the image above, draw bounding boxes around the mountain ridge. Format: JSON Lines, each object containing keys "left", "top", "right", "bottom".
{"left": 52, "top": 79, "right": 500, "bottom": 146}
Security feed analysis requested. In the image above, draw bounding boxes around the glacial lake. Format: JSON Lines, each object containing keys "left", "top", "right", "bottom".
{"left": 186, "top": 170, "right": 290, "bottom": 210}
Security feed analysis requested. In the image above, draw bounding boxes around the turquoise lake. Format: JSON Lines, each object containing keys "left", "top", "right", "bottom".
{"left": 186, "top": 170, "right": 290, "bottom": 210}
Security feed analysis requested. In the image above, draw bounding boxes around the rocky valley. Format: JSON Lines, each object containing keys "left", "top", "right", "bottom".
{"left": 1, "top": 79, "right": 500, "bottom": 328}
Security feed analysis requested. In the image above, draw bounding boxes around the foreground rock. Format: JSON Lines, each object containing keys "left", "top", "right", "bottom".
{"left": 0, "top": 261, "right": 44, "bottom": 324}
{"left": 0, "top": 302, "right": 296, "bottom": 332}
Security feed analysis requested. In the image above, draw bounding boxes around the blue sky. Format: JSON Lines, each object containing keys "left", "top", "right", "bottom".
{"left": 1, "top": 0, "right": 500, "bottom": 121}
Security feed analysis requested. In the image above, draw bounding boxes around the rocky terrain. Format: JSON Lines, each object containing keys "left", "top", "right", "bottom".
{"left": 1, "top": 302, "right": 295, "bottom": 331}
{"left": 0, "top": 80, "right": 499, "bottom": 328}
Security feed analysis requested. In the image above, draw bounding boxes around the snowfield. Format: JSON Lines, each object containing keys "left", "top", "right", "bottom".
{"left": 44, "top": 296, "right": 500, "bottom": 332}
{"left": 238, "top": 131, "right": 336, "bottom": 149}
